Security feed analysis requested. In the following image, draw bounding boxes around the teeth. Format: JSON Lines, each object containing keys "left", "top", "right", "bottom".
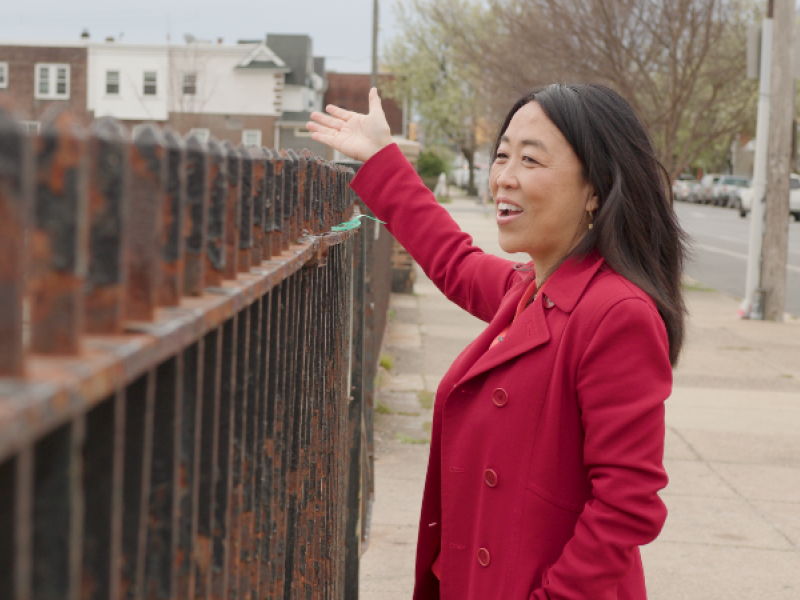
{"left": 497, "top": 202, "right": 522, "bottom": 212}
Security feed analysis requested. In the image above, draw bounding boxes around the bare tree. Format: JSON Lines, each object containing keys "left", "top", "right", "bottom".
{"left": 419, "top": 0, "right": 758, "bottom": 179}
{"left": 383, "top": 1, "right": 488, "bottom": 194}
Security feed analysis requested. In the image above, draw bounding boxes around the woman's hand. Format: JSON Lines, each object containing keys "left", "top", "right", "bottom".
{"left": 307, "top": 87, "right": 394, "bottom": 163}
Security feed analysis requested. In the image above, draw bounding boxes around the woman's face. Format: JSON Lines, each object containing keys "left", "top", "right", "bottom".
{"left": 490, "top": 102, "right": 597, "bottom": 266}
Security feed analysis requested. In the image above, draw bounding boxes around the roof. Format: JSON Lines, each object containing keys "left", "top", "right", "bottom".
{"left": 236, "top": 44, "right": 290, "bottom": 71}
{"left": 266, "top": 34, "right": 313, "bottom": 85}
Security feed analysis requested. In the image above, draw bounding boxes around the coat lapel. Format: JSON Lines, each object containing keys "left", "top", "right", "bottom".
{"left": 453, "top": 253, "right": 606, "bottom": 388}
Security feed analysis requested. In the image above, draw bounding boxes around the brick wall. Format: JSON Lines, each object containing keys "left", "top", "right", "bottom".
{"left": 0, "top": 46, "right": 90, "bottom": 124}
{"left": 325, "top": 73, "right": 404, "bottom": 136}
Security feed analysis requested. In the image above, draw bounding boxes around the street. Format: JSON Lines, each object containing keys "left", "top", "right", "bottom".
{"left": 676, "top": 202, "right": 800, "bottom": 317}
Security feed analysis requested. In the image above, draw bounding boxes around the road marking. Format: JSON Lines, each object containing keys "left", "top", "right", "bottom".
{"left": 695, "top": 243, "right": 800, "bottom": 274}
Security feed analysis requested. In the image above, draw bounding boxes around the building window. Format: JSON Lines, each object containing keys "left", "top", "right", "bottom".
{"left": 19, "top": 121, "right": 40, "bottom": 135}
{"left": 143, "top": 71, "right": 157, "bottom": 96}
{"left": 0, "top": 63, "right": 7, "bottom": 89}
{"left": 35, "top": 64, "right": 70, "bottom": 99}
{"left": 293, "top": 127, "right": 312, "bottom": 138}
{"left": 188, "top": 128, "right": 210, "bottom": 143}
{"left": 183, "top": 73, "right": 197, "bottom": 95}
{"left": 106, "top": 71, "right": 120, "bottom": 95}
{"left": 242, "top": 129, "right": 262, "bottom": 147}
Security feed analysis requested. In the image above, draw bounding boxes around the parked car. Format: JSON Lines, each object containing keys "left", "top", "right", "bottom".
{"left": 715, "top": 175, "right": 750, "bottom": 208}
{"left": 696, "top": 173, "right": 723, "bottom": 204}
{"left": 672, "top": 177, "right": 699, "bottom": 202}
{"left": 739, "top": 174, "right": 800, "bottom": 219}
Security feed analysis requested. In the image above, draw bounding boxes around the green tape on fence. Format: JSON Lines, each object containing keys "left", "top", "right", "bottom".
{"left": 331, "top": 214, "right": 387, "bottom": 231}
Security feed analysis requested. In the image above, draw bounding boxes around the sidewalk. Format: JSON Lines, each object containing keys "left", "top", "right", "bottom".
{"left": 359, "top": 196, "right": 800, "bottom": 599}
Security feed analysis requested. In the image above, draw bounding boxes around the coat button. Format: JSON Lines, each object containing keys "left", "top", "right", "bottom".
{"left": 544, "top": 295, "right": 555, "bottom": 308}
{"left": 478, "top": 547, "right": 491, "bottom": 567}
{"left": 492, "top": 388, "right": 508, "bottom": 407}
{"left": 484, "top": 469, "right": 498, "bottom": 487}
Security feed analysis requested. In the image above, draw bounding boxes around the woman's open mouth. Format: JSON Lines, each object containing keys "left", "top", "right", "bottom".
{"left": 496, "top": 201, "right": 523, "bottom": 224}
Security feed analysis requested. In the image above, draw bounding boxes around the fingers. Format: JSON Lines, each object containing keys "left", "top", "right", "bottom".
{"left": 325, "top": 104, "right": 359, "bottom": 121}
{"left": 309, "top": 111, "right": 343, "bottom": 131}
{"left": 368, "top": 87, "right": 383, "bottom": 113}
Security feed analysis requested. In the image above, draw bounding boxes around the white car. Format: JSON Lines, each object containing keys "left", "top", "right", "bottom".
{"left": 739, "top": 174, "right": 800, "bottom": 220}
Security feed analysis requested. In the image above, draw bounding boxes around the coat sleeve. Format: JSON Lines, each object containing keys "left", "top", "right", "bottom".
{"left": 530, "top": 297, "right": 671, "bottom": 600}
{"left": 350, "top": 144, "right": 519, "bottom": 322}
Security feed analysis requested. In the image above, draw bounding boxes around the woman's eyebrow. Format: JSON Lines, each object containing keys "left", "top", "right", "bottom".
{"left": 500, "top": 134, "right": 549, "bottom": 153}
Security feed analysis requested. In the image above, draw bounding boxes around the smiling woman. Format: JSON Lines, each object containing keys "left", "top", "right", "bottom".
{"left": 308, "top": 83, "right": 687, "bottom": 600}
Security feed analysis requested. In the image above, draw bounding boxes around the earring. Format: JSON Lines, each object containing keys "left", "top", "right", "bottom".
{"left": 588, "top": 210, "right": 594, "bottom": 230}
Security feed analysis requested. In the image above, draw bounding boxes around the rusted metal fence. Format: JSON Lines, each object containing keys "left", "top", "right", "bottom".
{"left": 0, "top": 106, "right": 392, "bottom": 600}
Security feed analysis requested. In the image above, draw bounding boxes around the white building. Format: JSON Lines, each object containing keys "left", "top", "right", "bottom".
{"left": 87, "top": 39, "right": 289, "bottom": 147}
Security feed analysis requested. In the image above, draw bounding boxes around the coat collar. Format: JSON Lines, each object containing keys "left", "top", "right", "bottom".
{"left": 539, "top": 251, "right": 605, "bottom": 313}
{"left": 452, "top": 252, "right": 605, "bottom": 388}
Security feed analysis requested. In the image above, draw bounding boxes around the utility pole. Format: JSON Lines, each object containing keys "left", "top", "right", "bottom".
{"left": 741, "top": 2, "right": 773, "bottom": 318}
{"left": 371, "top": 0, "right": 379, "bottom": 90}
{"left": 762, "top": 0, "right": 796, "bottom": 321}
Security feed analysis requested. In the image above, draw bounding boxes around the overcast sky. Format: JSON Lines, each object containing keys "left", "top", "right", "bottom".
{"left": 1, "top": 0, "right": 403, "bottom": 73}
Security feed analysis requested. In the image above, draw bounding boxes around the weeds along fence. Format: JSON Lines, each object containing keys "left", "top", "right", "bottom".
{"left": 0, "top": 107, "right": 393, "bottom": 600}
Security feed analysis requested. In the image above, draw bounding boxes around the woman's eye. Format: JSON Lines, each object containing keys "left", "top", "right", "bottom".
{"left": 523, "top": 156, "right": 539, "bottom": 165}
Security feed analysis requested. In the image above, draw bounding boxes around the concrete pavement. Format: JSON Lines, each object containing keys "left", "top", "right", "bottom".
{"left": 359, "top": 195, "right": 800, "bottom": 599}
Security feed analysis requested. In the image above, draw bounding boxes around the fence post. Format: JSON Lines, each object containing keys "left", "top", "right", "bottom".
{"left": 126, "top": 125, "right": 166, "bottom": 322}
{"left": 183, "top": 132, "right": 209, "bottom": 296}
{"left": 85, "top": 117, "right": 128, "bottom": 334}
{"left": 30, "top": 109, "right": 88, "bottom": 355}
{"left": 0, "top": 104, "right": 32, "bottom": 376}
{"left": 160, "top": 129, "right": 186, "bottom": 306}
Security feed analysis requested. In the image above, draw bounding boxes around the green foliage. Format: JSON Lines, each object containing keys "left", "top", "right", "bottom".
{"left": 417, "top": 149, "right": 449, "bottom": 177}
{"left": 417, "top": 390, "right": 434, "bottom": 409}
{"left": 380, "top": 354, "right": 394, "bottom": 371}
{"left": 396, "top": 432, "right": 430, "bottom": 444}
{"left": 375, "top": 400, "right": 393, "bottom": 415}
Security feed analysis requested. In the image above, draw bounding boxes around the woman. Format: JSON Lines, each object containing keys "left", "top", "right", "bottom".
{"left": 308, "top": 83, "right": 686, "bottom": 600}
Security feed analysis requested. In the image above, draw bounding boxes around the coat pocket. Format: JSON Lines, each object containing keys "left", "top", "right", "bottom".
{"left": 526, "top": 481, "right": 586, "bottom": 514}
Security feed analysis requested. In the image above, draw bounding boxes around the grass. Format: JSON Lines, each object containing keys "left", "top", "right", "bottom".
{"left": 388, "top": 308, "right": 396, "bottom": 321}
{"left": 380, "top": 354, "right": 394, "bottom": 371}
{"left": 435, "top": 195, "right": 452, "bottom": 204}
{"left": 682, "top": 282, "right": 715, "bottom": 292}
{"left": 422, "top": 421, "right": 432, "bottom": 434}
{"left": 375, "top": 400, "right": 393, "bottom": 415}
{"left": 417, "top": 390, "right": 435, "bottom": 410}
{"left": 397, "top": 411, "right": 421, "bottom": 417}
{"left": 397, "top": 432, "right": 430, "bottom": 445}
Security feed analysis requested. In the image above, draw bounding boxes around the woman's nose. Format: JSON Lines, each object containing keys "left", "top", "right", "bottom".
{"left": 495, "top": 164, "right": 519, "bottom": 189}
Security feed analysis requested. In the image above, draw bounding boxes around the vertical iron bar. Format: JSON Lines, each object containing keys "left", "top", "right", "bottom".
{"left": 32, "top": 416, "right": 85, "bottom": 600}
{"left": 81, "top": 395, "right": 119, "bottom": 600}
{"left": 14, "top": 446, "right": 33, "bottom": 600}
{"left": 121, "top": 372, "right": 156, "bottom": 600}
{"left": 144, "top": 356, "right": 183, "bottom": 599}
{"left": 228, "top": 306, "right": 250, "bottom": 600}
{"left": 183, "top": 133, "right": 209, "bottom": 296}
{"left": 212, "top": 317, "right": 237, "bottom": 599}
{"left": 85, "top": 118, "right": 128, "bottom": 334}
{"left": 0, "top": 457, "right": 15, "bottom": 598}
{"left": 240, "top": 297, "right": 262, "bottom": 597}
{"left": 176, "top": 341, "right": 203, "bottom": 599}
{"left": 255, "top": 290, "right": 272, "bottom": 600}
{"left": 30, "top": 109, "right": 88, "bottom": 355}
{"left": 196, "top": 329, "right": 222, "bottom": 600}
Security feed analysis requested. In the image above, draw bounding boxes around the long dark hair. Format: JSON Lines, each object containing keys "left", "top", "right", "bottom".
{"left": 494, "top": 83, "right": 687, "bottom": 366}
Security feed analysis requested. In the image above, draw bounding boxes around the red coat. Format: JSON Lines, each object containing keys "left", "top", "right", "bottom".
{"left": 352, "top": 144, "right": 671, "bottom": 600}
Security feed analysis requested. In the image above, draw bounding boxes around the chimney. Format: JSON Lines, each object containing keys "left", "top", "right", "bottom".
{"left": 80, "top": 29, "right": 90, "bottom": 39}
{"left": 217, "top": 37, "right": 223, "bottom": 44}
{"left": 105, "top": 36, "right": 115, "bottom": 43}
